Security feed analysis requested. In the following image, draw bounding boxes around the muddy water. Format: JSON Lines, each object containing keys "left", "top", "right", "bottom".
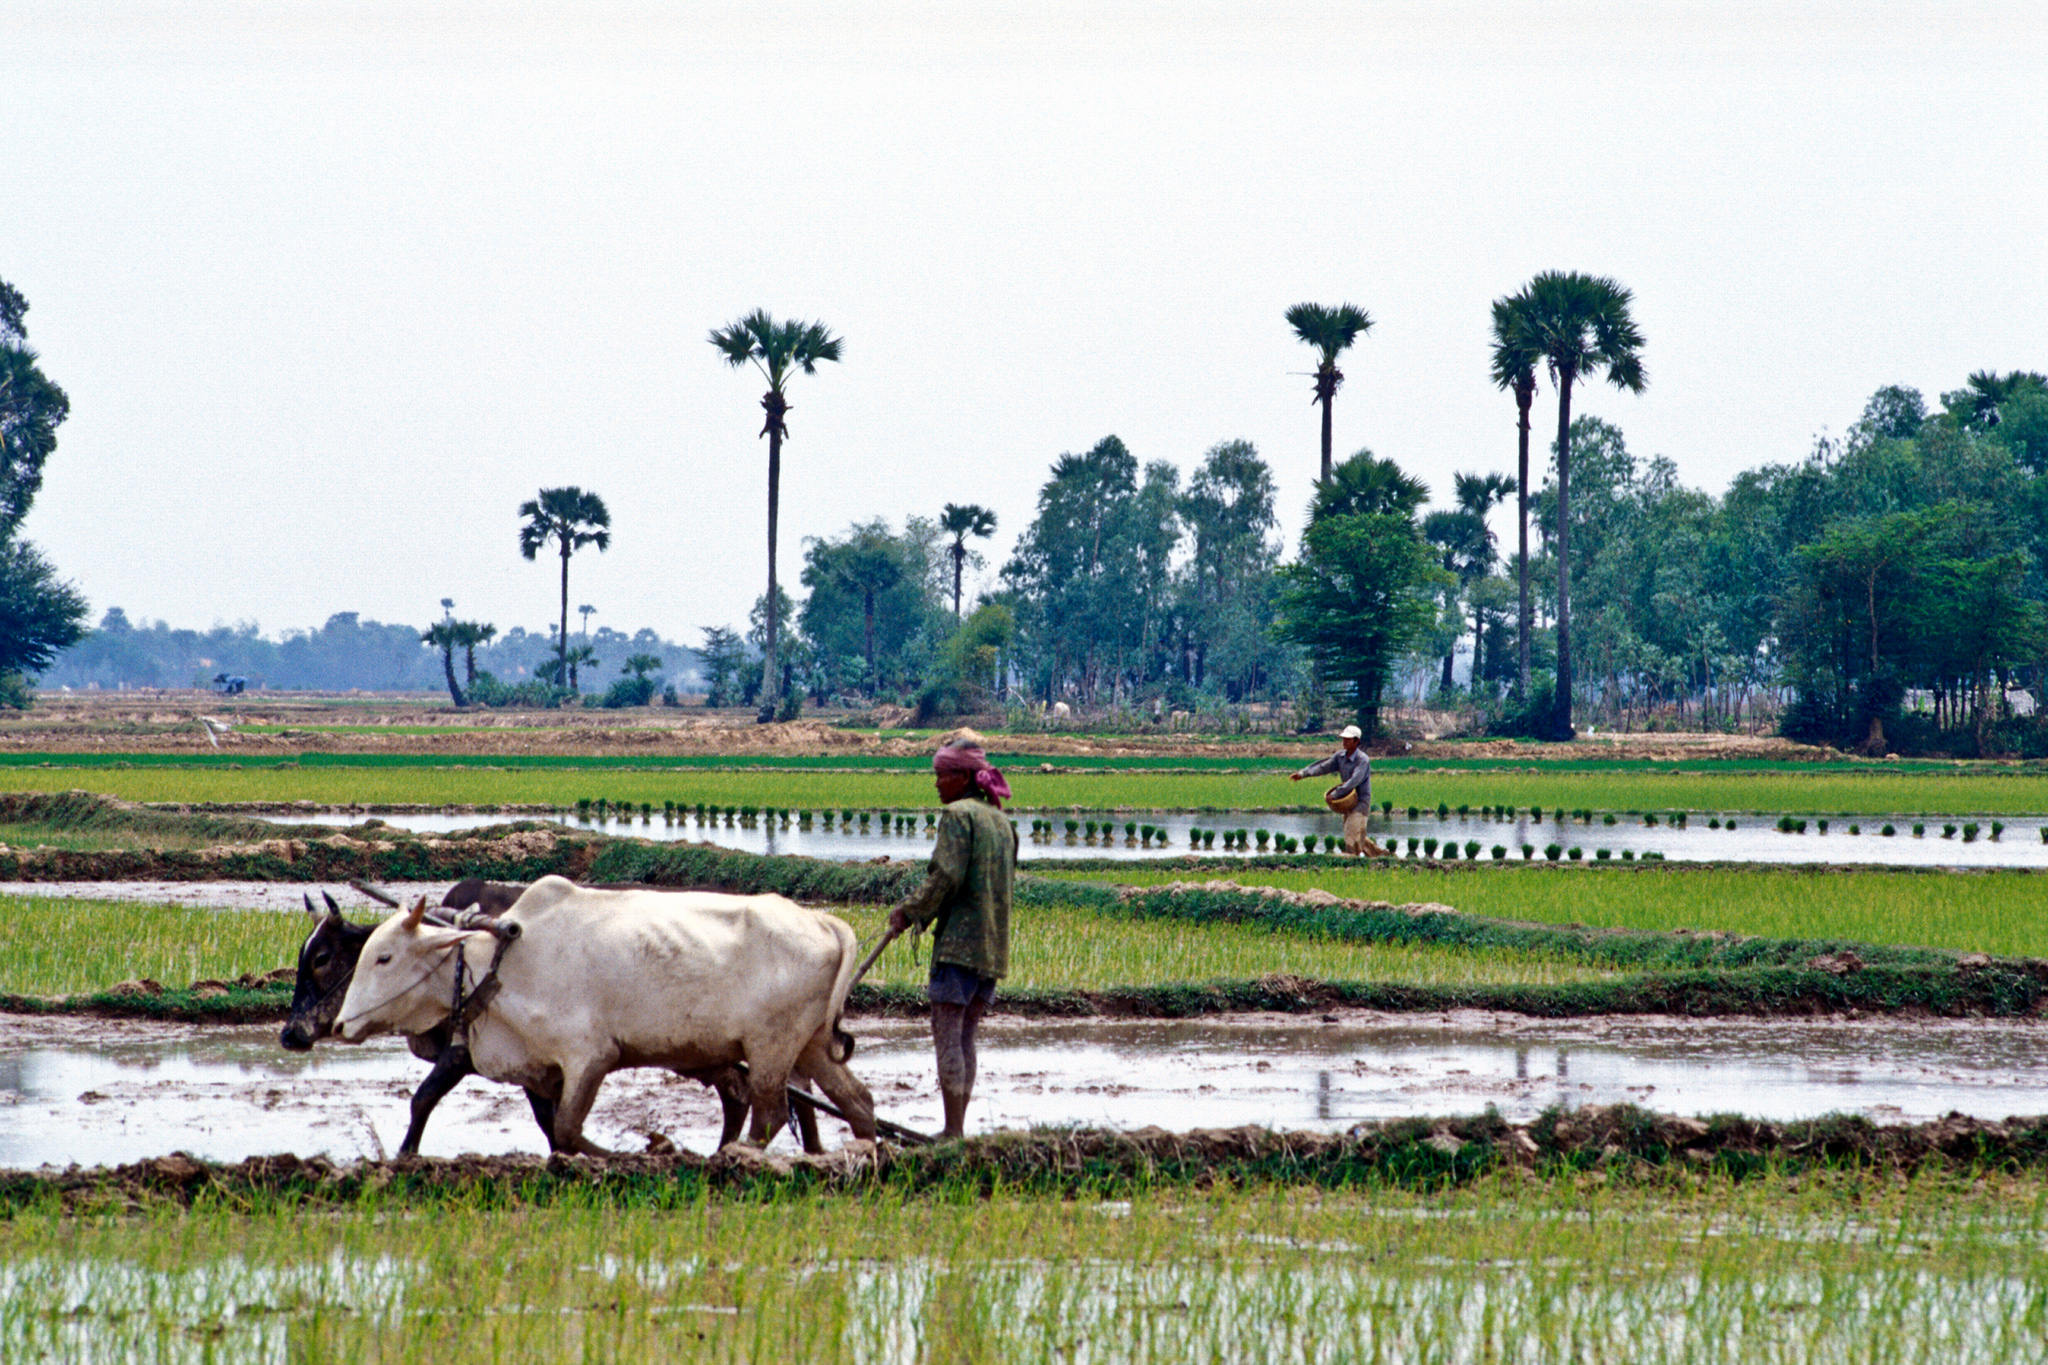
{"left": 4, "top": 1010, "right": 2044, "bottom": 1169}
{"left": 257, "top": 809, "right": 2048, "bottom": 868}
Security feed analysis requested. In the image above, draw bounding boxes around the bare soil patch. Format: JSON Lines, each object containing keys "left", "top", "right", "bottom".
{"left": 11, "top": 692, "right": 1827, "bottom": 763}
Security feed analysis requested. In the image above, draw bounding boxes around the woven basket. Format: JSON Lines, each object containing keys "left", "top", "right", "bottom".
{"left": 1324, "top": 788, "right": 1360, "bottom": 815}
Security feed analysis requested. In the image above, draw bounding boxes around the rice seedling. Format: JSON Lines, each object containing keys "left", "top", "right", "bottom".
{"left": 1568, "top": 847, "right": 1584, "bottom": 861}
{"left": 1596, "top": 848, "right": 1612, "bottom": 861}
{"left": 8, "top": 761, "right": 2048, "bottom": 819}
{"left": 1070, "top": 864, "right": 2048, "bottom": 958}
{"left": 0, "top": 895, "right": 306, "bottom": 997}
{"left": 1463, "top": 840, "right": 1480, "bottom": 859}
{"left": 6, "top": 1172, "right": 2043, "bottom": 1362}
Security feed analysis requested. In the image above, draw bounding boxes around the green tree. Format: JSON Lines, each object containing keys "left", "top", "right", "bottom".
{"left": 709, "top": 310, "right": 843, "bottom": 722}
{"left": 0, "top": 280, "right": 85, "bottom": 699}
{"left": 1423, "top": 471, "right": 1514, "bottom": 690}
{"left": 1285, "top": 302, "right": 1374, "bottom": 485}
{"left": 1275, "top": 452, "right": 1443, "bottom": 737}
{"left": 0, "top": 540, "right": 87, "bottom": 703}
{"left": 1178, "top": 440, "right": 1281, "bottom": 697}
{"left": 453, "top": 620, "right": 496, "bottom": 686}
{"left": 1001, "top": 437, "right": 1182, "bottom": 706}
{"left": 1514, "top": 270, "right": 1647, "bottom": 739}
{"left": 516, "top": 487, "right": 611, "bottom": 688}
{"left": 421, "top": 621, "right": 465, "bottom": 706}
{"left": 698, "top": 626, "right": 747, "bottom": 708}
{"left": 939, "top": 503, "right": 998, "bottom": 619}
{"left": 805, "top": 525, "right": 908, "bottom": 691}
{"left": 1490, "top": 293, "right": 1543, "bottom": 694}
{"left": 0, "top": 286, "right": 68, "bottom": 544}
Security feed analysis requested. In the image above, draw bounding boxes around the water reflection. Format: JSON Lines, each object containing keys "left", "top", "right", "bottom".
{"left": 254, "top": 808, "right": 2048, "bottom": 869}
{"left": 8, "top": 1013, "right": 2048, "bottom": 1169}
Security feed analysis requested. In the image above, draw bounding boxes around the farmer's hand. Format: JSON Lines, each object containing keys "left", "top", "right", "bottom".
{"left": 887, "top": 904, "right": 912, "bottom": 934}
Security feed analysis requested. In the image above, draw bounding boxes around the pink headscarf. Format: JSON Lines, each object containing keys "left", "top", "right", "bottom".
{"left": 934, "top": 743, "right": 1013, "bottom": 807}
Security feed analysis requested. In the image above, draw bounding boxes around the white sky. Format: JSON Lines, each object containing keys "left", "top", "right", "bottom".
{"left": 4, "top": 1, "right": 2043, "bottom": 645}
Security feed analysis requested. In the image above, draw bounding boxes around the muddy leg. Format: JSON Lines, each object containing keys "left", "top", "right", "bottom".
{"left": 709, "top": 1068, "right": 749, "bottom": 1148}
{"left": 745, "top": 1064, "right": 791, "bottom": 1146}
{"left": 960, "top": 996, "right": 989, "bottom": 1095}
{"left": 932, "top": 1003, "right": 971, "bottom": 1140}
{"left": 399, "top": 1044, "right": 474, "bottom": 1157}
{"left": 524, "top": 1088, "right": 558, "bottom": 1143}
{"left": 551, "top": 1063, "right": 615, "bottom": 1157}
{"left": 789, "top": 1078, "right": 823, "bottom": 1154}
{"left": 804, "top": 1056, "right": 876, "bottom": 1142}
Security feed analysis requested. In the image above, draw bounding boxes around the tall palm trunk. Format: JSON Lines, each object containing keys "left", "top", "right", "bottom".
{"left": 1515, "top": 380, "right": 1534, "bottom": 696}
{"left": 760, "top": 391, "right": 786, "bottom": 721}
{"left": 951, "top": 545, "right": 965, "bottom": 618}
{"left": 1317, "top": 380, "right": 1335, "bottom": 485}
{"left": 557, "top": 545, "right": 571, "bottom": 687}
{"left": 439, "top": 640, "right": 464, "bottom": 708}
{"left": 1552, "top": 373, "right": 1577, "bottom": 740}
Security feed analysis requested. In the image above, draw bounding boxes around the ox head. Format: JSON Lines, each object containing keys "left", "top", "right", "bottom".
{"left": 279, "top": 892, "right": 372, "bottom": 1051}
{"left": 334, "top": 898, "right": 467, "bottom": 1044}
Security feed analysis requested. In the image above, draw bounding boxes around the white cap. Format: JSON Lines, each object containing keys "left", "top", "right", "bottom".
{"left": 1339, "top": 725, "right": 1362, "bottom": 739}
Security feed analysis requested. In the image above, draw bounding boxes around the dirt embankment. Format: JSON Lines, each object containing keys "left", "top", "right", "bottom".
{"left": 10, "top": 1105, "right": 2047, "bottom": 1207}
{"left": 7, "top": 692, "right": 1828, "bottom": 763}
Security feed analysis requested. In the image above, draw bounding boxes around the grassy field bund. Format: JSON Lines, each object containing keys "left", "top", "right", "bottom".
{"left": 0, "top": 893, "right": 1614, "bottom": 1000}
{"left": 6, "top": 757, "right": 2048, "bottom": 815}
{"left": 1048, "top": 863, "right": 2048, "bottom": 960}
{"left": 4, "top": 1174, "right": 2044, "bottom": 1362}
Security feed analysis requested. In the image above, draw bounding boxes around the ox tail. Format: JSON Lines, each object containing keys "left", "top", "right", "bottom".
{"left": 825, "top": 919, "right": 861, "bottom": 1064}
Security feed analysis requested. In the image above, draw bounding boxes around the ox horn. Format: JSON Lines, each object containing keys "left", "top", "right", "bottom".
{"left": 322, "top": 890, "right": 344, "bottom": 920}
{"left": 303, "top": 892, "right": 321, "bottom": 921}
{"left": 404, "top": 896, "right": 429, "bottom": 928}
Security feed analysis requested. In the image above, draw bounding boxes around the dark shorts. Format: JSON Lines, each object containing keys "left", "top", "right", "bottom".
{"left": 928, "top": 962, "right": 997, "bottom": 1007}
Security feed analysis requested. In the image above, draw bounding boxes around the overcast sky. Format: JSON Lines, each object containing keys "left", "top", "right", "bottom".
{"left": 5, "top": 1, "right": 2043, "bottom": 648}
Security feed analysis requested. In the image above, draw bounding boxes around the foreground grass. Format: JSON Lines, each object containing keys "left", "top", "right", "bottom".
{"left": 8, "top": 765, "right": 2048, "bottom": 815}
{"left": 3, "top": 1176, "right": 2042, "bottom": 1363}
{"left": 0, "top": 894, "right": 1609, "bottom": 1000}
{"left": 1062, "top": 864, "right": 2048, "bottom": 959}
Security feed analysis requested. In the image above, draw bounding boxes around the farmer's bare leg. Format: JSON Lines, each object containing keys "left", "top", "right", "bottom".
{"left": 932, "top": 1003, "right": 974, "bottom": 1139}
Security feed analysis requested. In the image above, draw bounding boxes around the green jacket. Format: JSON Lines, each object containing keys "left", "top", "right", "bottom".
{"left": 895, "top": 796, "right": 1018, "bottom": 978}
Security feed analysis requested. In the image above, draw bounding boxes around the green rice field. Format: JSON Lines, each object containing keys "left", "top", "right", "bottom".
{"left": 4, "top": 1177, "right": 2041, "bottom": 1362}
{"left": 1054, "top": 864, "right": 2048, "bottom": 959}
{"left": 4, "top": 762, "right": 2048, "bottom": 816}
{"left": 0, "top": 893, "right": 1608, "bottom": 1000}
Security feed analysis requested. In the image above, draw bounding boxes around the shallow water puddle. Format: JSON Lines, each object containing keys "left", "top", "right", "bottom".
{"left": 255, "top": 809, "right": 2048, "bottom": 868}
{"left": 3, "top": 1010, "right": 2045, "bottom": 1169}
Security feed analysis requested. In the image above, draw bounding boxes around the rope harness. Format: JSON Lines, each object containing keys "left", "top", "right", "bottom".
{"left": 334, "top": 918, "right": 520, "bottom": 1039}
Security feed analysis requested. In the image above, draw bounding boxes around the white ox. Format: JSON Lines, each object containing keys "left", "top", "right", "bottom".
{"left": 335, "top": 875, "right": 876, "bottom": 1153}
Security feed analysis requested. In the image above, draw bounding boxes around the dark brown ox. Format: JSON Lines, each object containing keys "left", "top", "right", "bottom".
{"left": 280, "top": 882, "right": 823, "bottom": 1155}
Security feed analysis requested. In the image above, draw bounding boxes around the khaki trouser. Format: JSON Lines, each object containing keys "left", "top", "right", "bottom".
{"left": 1342, "top": 807, "right": 1377, "bottom": 856}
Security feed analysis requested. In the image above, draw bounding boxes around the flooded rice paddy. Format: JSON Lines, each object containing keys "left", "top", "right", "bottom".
{"left": 261, "top": 808, "right": 2048, "bottom": 868}
{"left": 4, "top": 1009, "right": 2044, "bottom": 1169}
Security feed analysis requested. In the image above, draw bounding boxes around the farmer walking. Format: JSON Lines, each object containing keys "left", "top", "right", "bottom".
{"left": 1292, "top": 723, "right": 1381, "bottom": 855}
{"left": 886, "top": 731, "right": 1018, "bottom": 1140}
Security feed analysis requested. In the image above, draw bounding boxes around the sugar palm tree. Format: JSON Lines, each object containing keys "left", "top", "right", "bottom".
{"left": 710, "top": 310, "right": 843, "bottom": 722}
{"left": 453, "top": 620, "right": 496, "bottom": 687}
{"left": 421, "top": 621, "right": 465, "bottom": 707}
{"left": 517, "top": 487, "right": 611, "bottom": 688}
{"left": 1452, "top": 471, "right": 1515, "bottom": 684}
{"left": 1516, "top": 271, "right": 1646, "bottom": 740}
{"left": 1490, "top": 294, "right": 1543, "bottom": 695}
{"left": 1285, "top": 302, "right": 1374, "bottom": 485}
{"left": 939, "top": 503, "right": 998, "bottom": 618}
